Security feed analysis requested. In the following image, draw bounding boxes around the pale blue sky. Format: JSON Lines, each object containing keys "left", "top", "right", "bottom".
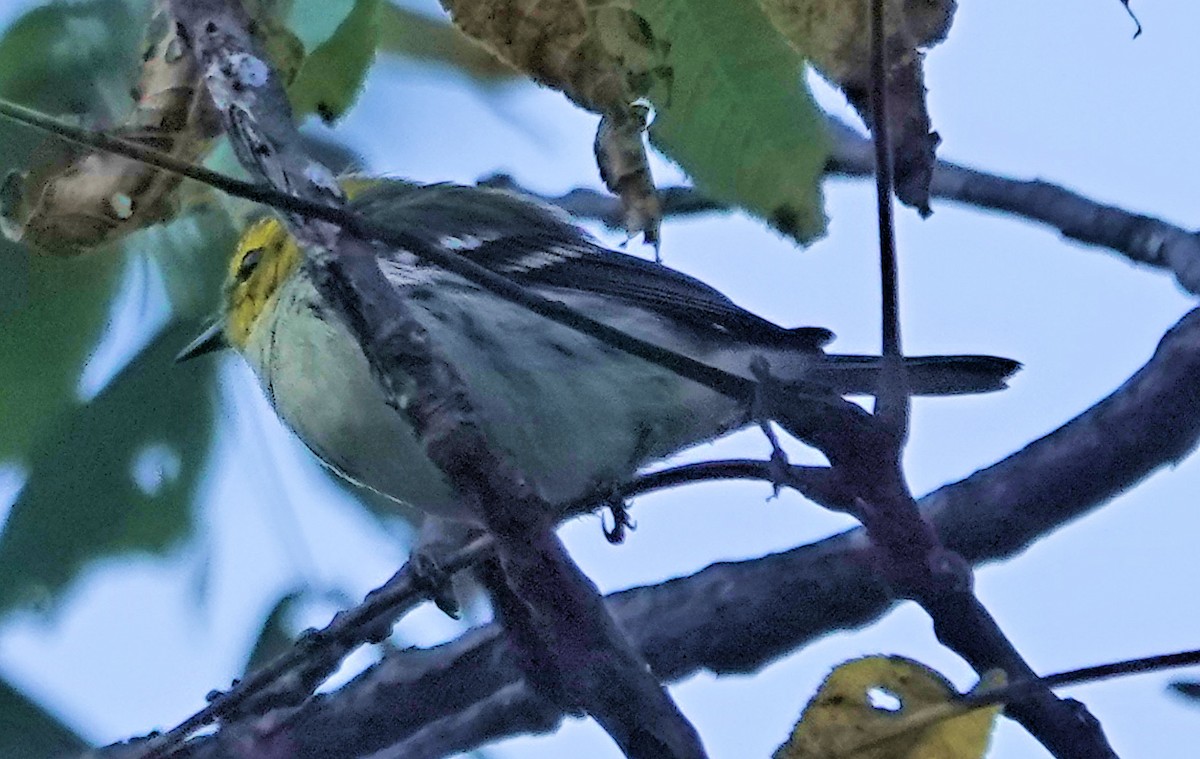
{"left": 3, "top": 1, "right": 1200, "bottom": 758}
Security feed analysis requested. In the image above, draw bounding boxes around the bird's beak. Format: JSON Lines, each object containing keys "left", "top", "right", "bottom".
{"left": 175, "top": 321, "right": 228, "bottom": 363}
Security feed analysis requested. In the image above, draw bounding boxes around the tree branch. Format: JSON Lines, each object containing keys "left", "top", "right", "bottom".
{"left": 821, "top": 5, "right": 1115, "bottom": 754}
{"left": 486, "top": 118, "right": 1200, "bottom": 296}
{"left": 159, "top": 305, "right": 1200, "bottom": 759}
{"left": 154, "top": 2, "right": 706, "bottom": 758}
{"left": 823, "top": 117, "right": 1200, "bottom": 295}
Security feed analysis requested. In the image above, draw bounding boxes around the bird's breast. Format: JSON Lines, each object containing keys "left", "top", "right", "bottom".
{"left": 243, "top": 279, "right": 465, "bottom": 519}
{"left": 239, "top": 275, "right": 748, "bottom": 521}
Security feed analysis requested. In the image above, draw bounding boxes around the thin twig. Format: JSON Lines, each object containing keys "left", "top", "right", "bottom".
{"left": 870, "top": 0, "right": 900, "bottom": 362}
{"left": 866, "top": 0, "right": 909, "bottom": 441}
{"left": 133, "top": 537, "right": 492, "bottom": 758}
{"left": 966, "top": 647, "right": 1200, "bottom": 709}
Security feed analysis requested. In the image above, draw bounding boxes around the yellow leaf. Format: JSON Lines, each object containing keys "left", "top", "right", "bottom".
{"left": 775, "top": 656, "right": 1001, "bottom": 759}
{"left": 756, "top": 0, "right": 953, "bottom": 89}
{"left": 437, "top": 0, "right": 835, "bottom": 243}
{"left": 439, "top": 0, "right": 664, "bottom": 113}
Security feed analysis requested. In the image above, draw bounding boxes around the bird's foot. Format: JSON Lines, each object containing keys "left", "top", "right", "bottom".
{"left": 749, "top": 356, "right": 793, "bottom": 497}
{"left": 601, "top": 495, "right": 636, "bottom": 544}
{"left": 408, "top": 517, "right": 479, "bottom": 619}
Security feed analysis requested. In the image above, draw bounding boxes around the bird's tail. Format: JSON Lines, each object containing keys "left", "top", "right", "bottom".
{"left": 808, "top": 354, "right": 1020, "bottom": 396}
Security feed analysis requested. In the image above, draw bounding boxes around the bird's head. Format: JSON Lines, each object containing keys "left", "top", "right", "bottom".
{"left": 223, "top": 216, "right": 303, "bottom": 349}
{"left": 176, "top": 215, "right": 301, "bottom": 361}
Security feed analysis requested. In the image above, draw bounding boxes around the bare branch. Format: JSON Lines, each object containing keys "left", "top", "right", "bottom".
{"left": 361, "top": 682, "right": 556, "bottom": 759}
{"left": 491, "top": 118, "right": 1200, "bottom": 296}
{"left": 824, "top": 117, "right": 1200, "bottom": 295}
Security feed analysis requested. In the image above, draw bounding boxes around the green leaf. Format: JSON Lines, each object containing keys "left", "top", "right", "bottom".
{"left": 288, "top": 0, "right": 381, "bottom": 122}
{"left": 0, "top": 677, "right": 86, "bottom": 759}
{"left": 633, "top": 0, "right": 830, "bottom": 241}
{"left": 286, "top": 0, "right": 355, "bottom": 50}
{"left": 244, "top": 588, "right": 308, "bottom": 675}
{"left": 376, "top": 5, "right": 517, "bottom": 84}
{"left": 0, "top": 0, "right": 144, "bottom": 119}
{"left": 0, "top": 244, "right": 121, "bottom": 461}
{"left": 0, "top": 0, "right": 149, "bottom": 460}
{"left": 125, "top": 199, "right": 237, "bottom": 320}
{"left": 0, "top": 321, "right": 216, "bottom": 611}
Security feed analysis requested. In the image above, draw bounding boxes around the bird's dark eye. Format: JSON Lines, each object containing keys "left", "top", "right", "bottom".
{"left": 237, "top": 247, "right": 264, "bottom": 281}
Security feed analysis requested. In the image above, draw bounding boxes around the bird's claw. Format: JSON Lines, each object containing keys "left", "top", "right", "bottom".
{"left": 749, "top": 356, "right": 793, "bottom": 497}
{"left": 409, "top": 550, "right": 462, "bottom": 619}
{"left": 601, "top": 495, "right": 636, "bottom": 544}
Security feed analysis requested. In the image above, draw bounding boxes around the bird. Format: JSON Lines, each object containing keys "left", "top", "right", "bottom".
{"left": 178, "top": 179, "right": 1018, "bottom": 525}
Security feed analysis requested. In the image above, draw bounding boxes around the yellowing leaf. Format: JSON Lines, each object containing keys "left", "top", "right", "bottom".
{"left": 439, "top": 0, "right": 662, "bottom": 113}
{"left": 439, "top": 0, "right": 830, "bottom": 243}
{"left": 775, "top": 656, "right": 1001, "bottom": 759}
{"left": 0, "top": 0, "right": 192, "bottom": 256}
{"left": 439, "top": 0, "right": 667, "bottom": 241}
{"left": 757, "top": 0, "right": 952, "bottom": 87}
{"left": 756, "top": 0, "right": 956, "bottom": 213}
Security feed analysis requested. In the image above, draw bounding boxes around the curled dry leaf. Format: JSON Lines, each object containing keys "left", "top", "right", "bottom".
{"left": 2, "top": 1, "right": 220, "bottom": 256}
{"left": 1, "top": 0, "right": 302, "bottom": 257}
{"left": 757, "top": 0, "right": 956, "bottom": 213}
{"left": 595, "top": 105, "right": 661, "bottom": 244}
{"left": 439, "top": 0, "right": 668, "bottom": 241}
{"left": 774, "top": 656, "right": 1000, "bottom": 759}
{"left": 441, "top": 0, "right": 831, "bottom": 245}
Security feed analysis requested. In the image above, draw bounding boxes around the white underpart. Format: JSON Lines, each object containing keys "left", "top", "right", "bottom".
{"left": 236, "top": 269, "right": 803, "bottom": 522}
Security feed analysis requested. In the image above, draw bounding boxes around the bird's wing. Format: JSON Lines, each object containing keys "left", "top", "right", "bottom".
{"left": 470, "top": 234, "right": 833, "bottom": 349}
{"left": 353, "top": 181, "right": 833, "bottom": 350}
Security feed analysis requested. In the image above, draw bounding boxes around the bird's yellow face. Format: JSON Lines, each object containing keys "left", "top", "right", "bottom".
{"left": 222, "top": 178, "right": 384, "bottom": 350}
{"left": 223, "top": 216, "right": 303, "bottom": 350}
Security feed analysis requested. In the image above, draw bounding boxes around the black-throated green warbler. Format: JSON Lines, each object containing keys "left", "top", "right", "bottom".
{"left": 179, "top": 179, "right": 1017, "bottom": 523}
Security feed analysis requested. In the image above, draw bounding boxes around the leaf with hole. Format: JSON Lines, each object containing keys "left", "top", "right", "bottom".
{"left": 0, "top": 322, "right": 216, "bottom": 612}
{"left": 774, "top": 656, "right": 1000, "bottom": 759}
